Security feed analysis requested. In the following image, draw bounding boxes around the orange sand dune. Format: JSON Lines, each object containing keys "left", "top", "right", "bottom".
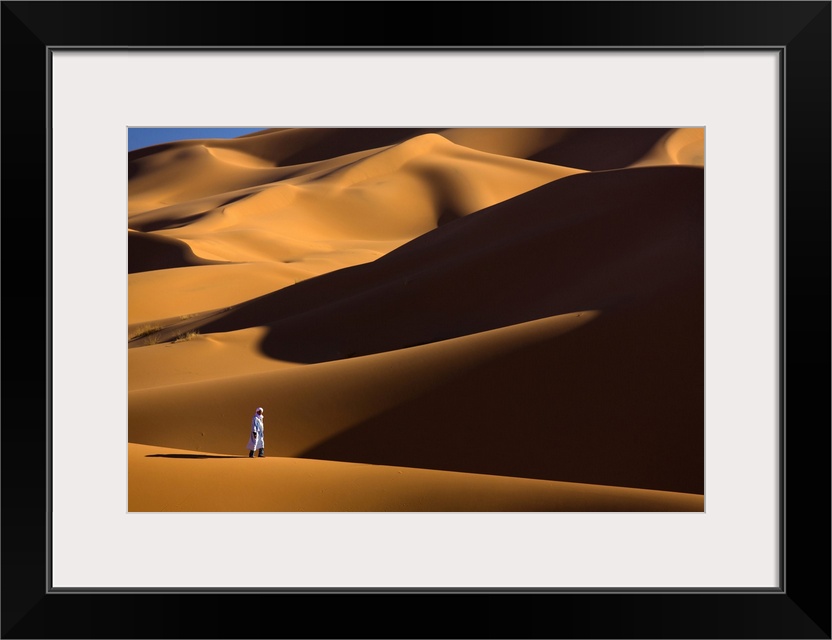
{"left": 129, "top": 133, "right": 584, "bottom": 325}
{"left": 132, "top": 165, "right": 702, "bottom": 361}
{"left": 190, "top": 126, "right": 694, "bottom": 171}
{"left": 128, "top": 443, "right": 703, "bottom": 512}
{"left": 629, "top": 128, "right": 705, "bottom": 167}
{"left": 129, "top": 279, "right": 702, "bottom": 494}
{"left": 128, "top": 127, "right": 704, "bottom": 511}
{"left": 128, "top": 229, "right": 223, "bottom": 274}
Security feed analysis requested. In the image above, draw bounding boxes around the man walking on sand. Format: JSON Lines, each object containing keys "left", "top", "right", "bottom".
{"left": 247, "top": 407, "right": 265, "bottom": 458}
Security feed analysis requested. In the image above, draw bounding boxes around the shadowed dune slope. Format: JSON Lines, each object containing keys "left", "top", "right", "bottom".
{"left": 525, "top": 127, "right": 674, "bottom": 170}
{"left": 128, "top": 230, "right": 225, "bottom": 273}
{"left": 300, "top": 282, "right": 704, "bottom": 494}
{"left": 128, "top": 285, "right": 703, "bottom": 493}
{"left": 129, "top": 128, "right": 690, "bottom": 191}
{"left": 180, "top": 165, "right": 703, "bottom": 365}
{"left": 127, "top": 132, "right": 585, "bottom": 328}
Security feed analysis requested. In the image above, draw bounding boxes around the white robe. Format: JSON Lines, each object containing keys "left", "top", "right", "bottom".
{"left": 247, "top": 414, "right": 264, "bottom": 451}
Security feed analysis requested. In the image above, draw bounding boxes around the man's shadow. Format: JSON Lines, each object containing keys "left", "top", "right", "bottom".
{"left": 145, "top": 454, "right": 247, "bottom": 459}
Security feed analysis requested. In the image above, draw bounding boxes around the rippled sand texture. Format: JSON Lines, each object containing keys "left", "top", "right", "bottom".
{"left": 128, "top": 127, "right": 705, "bottom": 512}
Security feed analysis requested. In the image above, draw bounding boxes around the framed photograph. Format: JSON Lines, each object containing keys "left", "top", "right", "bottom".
{"left": 3, "top": 1, "right": 829, "bottom": 638}
{"left": 124, "top": 122, "right": 707, "bottom": 517}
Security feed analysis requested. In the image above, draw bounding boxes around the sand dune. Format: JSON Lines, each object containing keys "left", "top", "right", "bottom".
{"left": 129, "top": 132, "right": 585, "bottom": 326}
{"left": 142, "top": 165, "right": 702, "bottom": 359}
{"left": 128, "top": 443, "right": 703, "bottom": 512}
{"left": 154, "top": 126, "right": 693, "bottom": 171}
{"left": 128, "top": 127, "right": 704, "bottom": 511}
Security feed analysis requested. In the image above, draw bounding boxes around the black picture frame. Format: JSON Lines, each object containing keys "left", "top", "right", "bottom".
{"left": 2, "top": 2, "right": 829, "bottom": 638}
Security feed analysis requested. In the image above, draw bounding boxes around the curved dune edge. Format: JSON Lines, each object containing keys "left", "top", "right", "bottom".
{"left": 128, "top": 298, "right": 702, "bottom": 495}
{"left": 128, "top": 443, "right": 703, "bottom": 512}
{"left": 128, "top": 311, "right": 601, "bottom": 446}
{"left": 129, "top": 165, "right": 703, "bottom": 356}
{"left": 128, "top": 129, "right": 700, "bottom": 327}
{"left": 629, "top": 128, "right": 705, "bottom": 167}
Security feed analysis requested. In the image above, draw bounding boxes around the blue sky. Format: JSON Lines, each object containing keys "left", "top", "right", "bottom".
{"left": 128, "top": 127, "right": 269, "bottom": 152}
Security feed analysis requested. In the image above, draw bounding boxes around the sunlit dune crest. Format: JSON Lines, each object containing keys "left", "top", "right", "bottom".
{"left": 128, "top": 127, "right": 705, "bottom": 512}
{"left": 628, "top": 127, "right": 705, "bottom": 167}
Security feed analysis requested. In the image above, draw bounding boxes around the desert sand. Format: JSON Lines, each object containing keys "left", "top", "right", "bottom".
{"left": 128, "top": 127, "right": 705, "bottom": 512}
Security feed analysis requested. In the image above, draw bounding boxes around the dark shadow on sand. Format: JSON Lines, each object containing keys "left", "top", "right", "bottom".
{"left": 146, "top": 454, "right": 247, "bottom": 459}
{"left": 190, "top": 166, "right": 704, "bottom": 366}
{"left": 296, "top": 284, "right": 705, "bottom": 495}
